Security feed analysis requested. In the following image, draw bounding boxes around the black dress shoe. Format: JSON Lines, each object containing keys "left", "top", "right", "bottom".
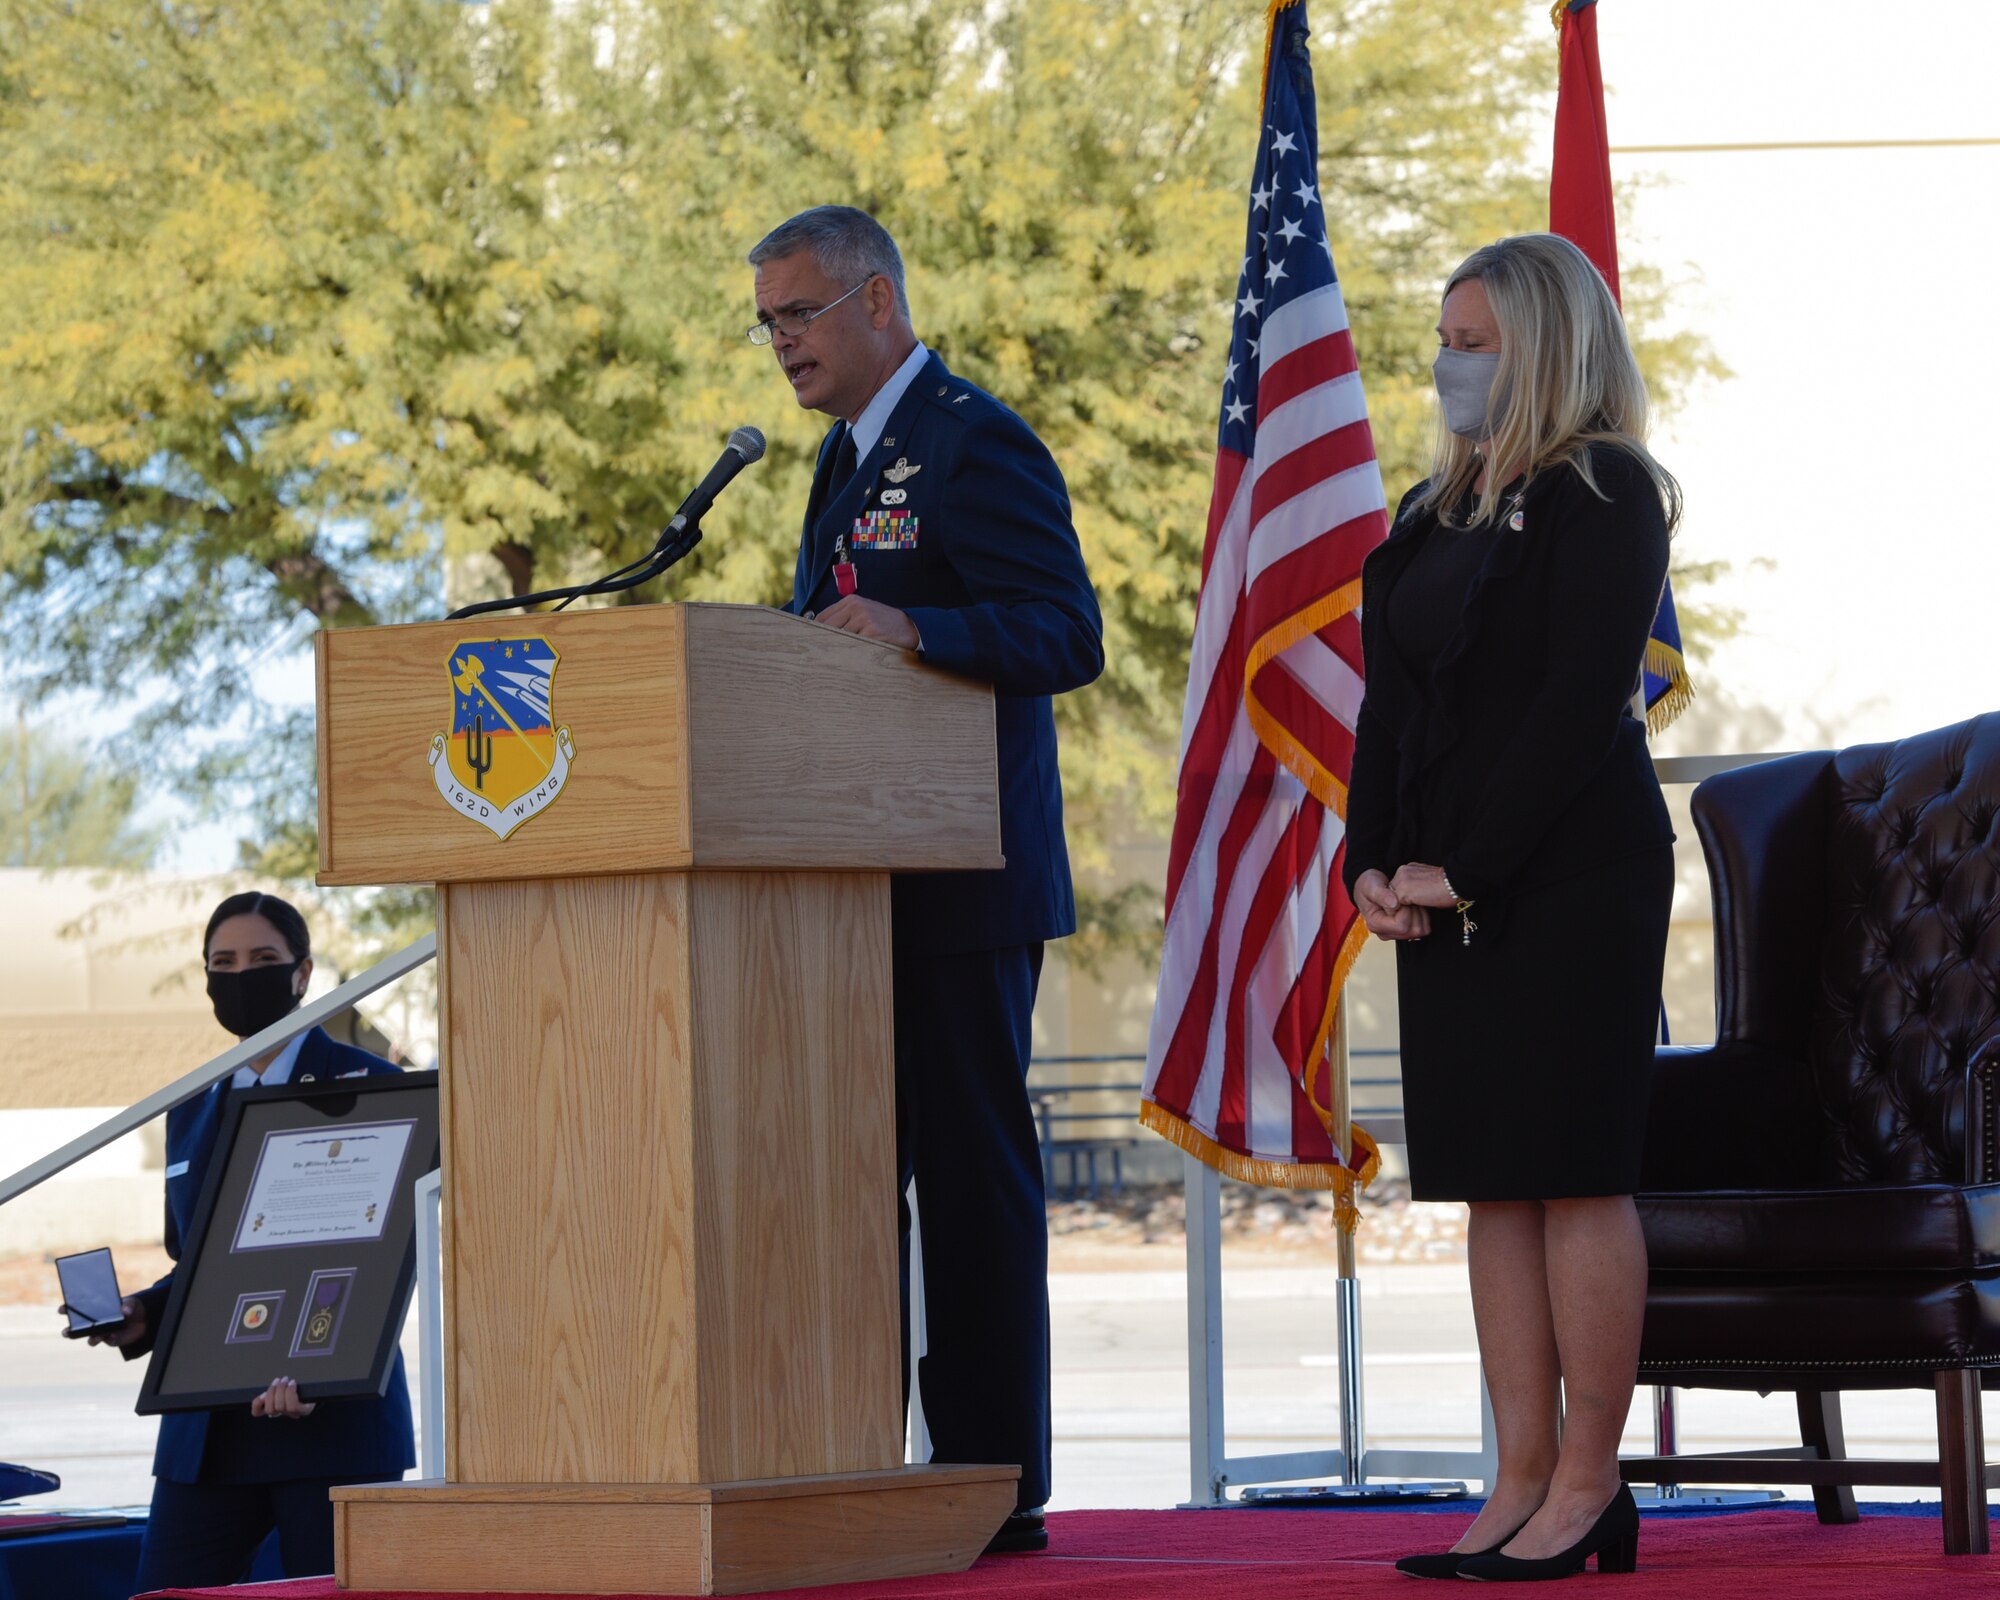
{"left": 1457, "top": 1485, "right": 1639, "bottom": 1581}
{"left": 983, "top": 1508, "right": 1048, "bottom": 1554}
{"left": 1392, "top": 1518, "right": 1530, "bottom": 1579}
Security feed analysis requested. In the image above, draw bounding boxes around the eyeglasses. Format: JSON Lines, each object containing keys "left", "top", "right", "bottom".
{"left": 744, "top": 276, "right": 874, "bottom": 346}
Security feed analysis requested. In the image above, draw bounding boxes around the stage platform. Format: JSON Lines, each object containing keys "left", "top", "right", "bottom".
{"left": 142, "top": 1502, "right": 1998, "bottom": 1599}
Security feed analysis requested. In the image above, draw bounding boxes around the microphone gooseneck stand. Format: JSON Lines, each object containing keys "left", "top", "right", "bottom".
{"left": 445, "top": 425, "right": 766, "bottom": 623}
{"left": 444, "top": 520, "right": 703, "bottom": 622}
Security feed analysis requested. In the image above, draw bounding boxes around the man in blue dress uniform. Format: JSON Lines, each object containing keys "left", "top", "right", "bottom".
{"left": 748, "top": 206, "right": 1103, "bottom": 1551}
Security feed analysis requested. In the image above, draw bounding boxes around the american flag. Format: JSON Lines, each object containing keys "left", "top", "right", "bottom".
{"left": 1139, "top": 0, "right": 1387, "bottom": 1216}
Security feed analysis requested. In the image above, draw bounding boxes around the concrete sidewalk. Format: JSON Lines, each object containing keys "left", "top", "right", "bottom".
{"left": 1048, "top": 1262, "right": 1986, "bottom": 1510}
{"left": 2, "top": 1267, "right": 1987, "bottom": 1513}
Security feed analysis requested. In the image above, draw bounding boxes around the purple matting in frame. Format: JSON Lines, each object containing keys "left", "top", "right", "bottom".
{"left": 289, "top": 1268, "right": 356, "bottom": 1359}
{"left": 224, "top": 1288, "right": 286, "bottom": 1345}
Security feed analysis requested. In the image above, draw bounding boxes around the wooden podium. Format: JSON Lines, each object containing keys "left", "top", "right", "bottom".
{"left": 313, "top": 603, "right": 1019, "bottom": 1595}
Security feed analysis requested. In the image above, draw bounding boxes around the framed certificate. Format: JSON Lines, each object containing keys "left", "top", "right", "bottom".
{"left": 135, "top": 1074, "right": 440, "bottom": 1414}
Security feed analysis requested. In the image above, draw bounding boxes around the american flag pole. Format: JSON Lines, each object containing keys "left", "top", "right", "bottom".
{"left": 1139, "top": 0, "right": 1389, "bottom": 1226}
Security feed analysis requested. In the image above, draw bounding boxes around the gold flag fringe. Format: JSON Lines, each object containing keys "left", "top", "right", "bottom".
{"left": 1644, "top": 637, "right": 1694, "bottom": 737}
{"left": 1299, "top": 915, "right": 1370, "bottom": 1146}
{"left": 1141, "top": 1098, "right": 1380, "bottom": 1234}
{"left": 1243, "top": 579, "right": 1363, "bottom": 814}
{"left": 1258, "top": 0, "right": 1306, "bottom": 109}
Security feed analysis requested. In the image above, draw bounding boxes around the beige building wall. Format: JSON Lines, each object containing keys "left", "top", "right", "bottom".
{"left": 0, "top": 871, "right": 231, "bottom": 1108}
{"left": 0, "top": 870, "right": 231, "bottom": 1254}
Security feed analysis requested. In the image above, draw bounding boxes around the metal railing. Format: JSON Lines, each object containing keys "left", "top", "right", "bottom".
{"left": 1028, "top": 1051, "right": 1405, "bottom": 1196}
{"left": 0, "top": 933, "right": 439, "bottom": 1208}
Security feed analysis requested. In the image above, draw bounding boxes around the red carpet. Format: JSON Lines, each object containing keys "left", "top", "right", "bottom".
{"left": 144, "top": 1506, "right": 2000, "bottom": 1599}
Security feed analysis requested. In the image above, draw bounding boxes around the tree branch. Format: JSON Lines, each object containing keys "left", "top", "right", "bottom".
{"left": 49, "top": 473, "right": 372, "bottom": 624}
{"left": 265, "top": 551, "right": 374, "bottom": 625}
{"left": 50, "top": 475, "right": 233, "bottom": 525}
{"left": 493, "top": 541, "right": 535, "bottom": 596}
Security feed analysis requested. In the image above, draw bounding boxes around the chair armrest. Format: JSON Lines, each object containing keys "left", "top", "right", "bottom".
{"left": 1692, "top": 750, "right": 1833, "bottom": 1052}
{"left": 1639, "top": 1041, "right": 1826, "bottom": 1192}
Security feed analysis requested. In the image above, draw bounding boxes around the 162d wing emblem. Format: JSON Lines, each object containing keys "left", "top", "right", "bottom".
{"left": 427, "top": 636, "right": 577, "bottom": 840}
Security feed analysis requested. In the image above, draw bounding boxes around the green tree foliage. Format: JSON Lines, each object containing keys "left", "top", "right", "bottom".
{"left": 0, "top": 712, "right": 162, "bottom": 868}
{"left": 0, "top": 0, "right": 1714, "bottom": 947}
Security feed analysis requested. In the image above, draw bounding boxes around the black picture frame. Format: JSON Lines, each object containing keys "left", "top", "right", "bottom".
{"left": 135, "top": 1074, "right": 440, "bottom": 1415}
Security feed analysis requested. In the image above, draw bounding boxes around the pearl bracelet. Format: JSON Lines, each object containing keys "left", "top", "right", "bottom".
{"left": 1441, "top": 870, "right": 1477, "bottom": 946}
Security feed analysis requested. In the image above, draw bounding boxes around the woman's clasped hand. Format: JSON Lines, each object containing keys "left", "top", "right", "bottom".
{"left": 1351, "top": 868, "right": 1428, "bottom": 940}
{"left": 1352, "top": 863, "right": 1463, "bottom": 940}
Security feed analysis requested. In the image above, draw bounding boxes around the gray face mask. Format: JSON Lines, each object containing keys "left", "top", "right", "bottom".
{"left": 1432, "top": 347, "right": 1503, "bottom": 439}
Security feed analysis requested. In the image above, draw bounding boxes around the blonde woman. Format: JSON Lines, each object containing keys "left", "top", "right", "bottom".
{"left": 1342, "top": 234, "right": 1677, "bottom": 1582}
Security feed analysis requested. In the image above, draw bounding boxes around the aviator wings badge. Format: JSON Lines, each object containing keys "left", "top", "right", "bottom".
{"left": 882, "top": 457, "right": 922, "bottom": 484}
{"left": 427, "top": 637, "right": 577, "bottom": 841}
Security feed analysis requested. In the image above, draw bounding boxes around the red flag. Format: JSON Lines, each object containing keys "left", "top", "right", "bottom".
{"left": 1550, "top": 0, "right": 1619, "bottom": 304}
{"left": 1549, "top": 0, "right": 1694, "bottom": 729}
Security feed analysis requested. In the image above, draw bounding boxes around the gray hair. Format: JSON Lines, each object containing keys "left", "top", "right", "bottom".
{"left": 747, "top": 206, "right": 909, "bottom": 320}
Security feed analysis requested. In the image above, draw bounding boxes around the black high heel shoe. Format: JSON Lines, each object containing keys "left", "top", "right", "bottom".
{"left": 1455, "top": 1484, "right": 1639, "bottom": 1582}
{"left": 1392, "top": 1517, "right": 1533, "bottom": 1580}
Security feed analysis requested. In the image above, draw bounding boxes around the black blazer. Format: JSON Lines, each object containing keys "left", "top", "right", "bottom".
{"left": 1342, "top": 443, "right": 1674, "bottom": 908}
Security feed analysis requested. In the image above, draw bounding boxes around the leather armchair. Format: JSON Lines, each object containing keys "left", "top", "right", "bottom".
{"left": 1624, "top": 712, "right": 2000, "bottom": 1553}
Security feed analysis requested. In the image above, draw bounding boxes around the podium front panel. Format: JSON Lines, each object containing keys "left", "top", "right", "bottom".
{"left": 318, "top": 607, "right": 694, "bottom": 886}
{"left": 317, "top": 603, "right": 1000, "bottom": 887}
{"left": 438, "top": 869, "right": 901, "bottom": 1485}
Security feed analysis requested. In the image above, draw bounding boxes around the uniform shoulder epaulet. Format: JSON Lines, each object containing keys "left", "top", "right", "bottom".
{"left": 919, "top": 376, "right": 1007, "bottom": 428}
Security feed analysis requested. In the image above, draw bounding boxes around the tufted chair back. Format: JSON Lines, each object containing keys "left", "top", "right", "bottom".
{"left": 1636, "top": 713, "right": 2000, "bottom": 1556}
{"left": 1809, "top": 716, "right": 2000, "bottom": 1184}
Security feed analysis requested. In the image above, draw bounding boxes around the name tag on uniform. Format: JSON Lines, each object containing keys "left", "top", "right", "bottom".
{"left": 165, "top": 1160, "right": 189, "bottom": 1179}
{"left": 852, "top": 508, "right": 919, "bottom": 550}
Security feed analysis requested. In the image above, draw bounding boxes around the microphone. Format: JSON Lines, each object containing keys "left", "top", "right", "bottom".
{"left": 446, "top": 425, "right": 766, "bottom": 620}
{"left": 659, "top": 426, "right": 766, "bottom": 547}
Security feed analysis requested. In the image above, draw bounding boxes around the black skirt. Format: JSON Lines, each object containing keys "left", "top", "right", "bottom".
{"left": 1393, "top": 846, "right": 1674, "bottom": 1201}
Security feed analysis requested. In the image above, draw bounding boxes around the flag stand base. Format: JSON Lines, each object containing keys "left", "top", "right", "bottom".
{"left": 1239, "top": 1481, "right": 1469, "bottom": 1507}
{"left": 1632, "top": 1487, "right": 1786, "bottom": 1512}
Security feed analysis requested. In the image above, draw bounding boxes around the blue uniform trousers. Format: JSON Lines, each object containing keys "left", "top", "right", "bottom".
{"left": 894, "top": 941, "right": 1051, "bottom": 1511}
{"left": 132, "top": 1472, "right": 371, "bottom": 1591}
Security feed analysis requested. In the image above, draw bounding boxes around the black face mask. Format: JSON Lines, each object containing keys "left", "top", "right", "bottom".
{"left": 206, "top": 962, "right": 303, "bottom": 1040}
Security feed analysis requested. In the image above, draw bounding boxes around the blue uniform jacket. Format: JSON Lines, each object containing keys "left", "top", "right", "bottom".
{"left": 127, "top": 1027, "right": 416, "bottom": 1486}
{"left": 790, "top": 351, "right": 1104, "bottom": 954}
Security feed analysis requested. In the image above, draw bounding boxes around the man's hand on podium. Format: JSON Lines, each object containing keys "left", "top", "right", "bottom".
{"left": 808, "top": 595, "right": 919, "bottom": 651}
